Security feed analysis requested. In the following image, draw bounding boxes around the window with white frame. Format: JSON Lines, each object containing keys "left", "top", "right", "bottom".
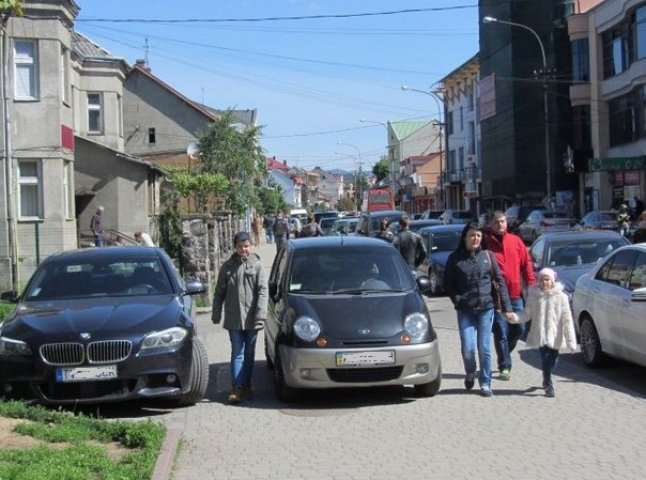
{"left": 87, "top": 92, "right": 103, "bottom": 133}
{"left": 63, "top": 161, "right": 73, "bottom": 219}
{"left": 60, "top": 45, "right": 70, "bottom": 104}
{"left": 18, "top": 160, "right": 43, "bottom": 220}
{"left": 14, "top": 40, "right": 38, "bottom": 100}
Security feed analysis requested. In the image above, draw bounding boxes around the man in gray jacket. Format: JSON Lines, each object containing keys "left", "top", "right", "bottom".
{"left": 212, "top": 231, "right": 268, "bottom": 404}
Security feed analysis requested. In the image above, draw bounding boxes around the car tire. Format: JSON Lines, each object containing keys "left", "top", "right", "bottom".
{"left": 175, "top": 337, "right": 209, "bottom": 405}
{"left": 414, "top": 364, "right": 441, "bottom": 397}
{"left": 274, "top": 349, "right": 299, "bottom": 403}
{"left": 580, "top": 315, "right": 605, "bottom": 368}
{"left": 264, "top": 336, "right": 274, "bottom": 370}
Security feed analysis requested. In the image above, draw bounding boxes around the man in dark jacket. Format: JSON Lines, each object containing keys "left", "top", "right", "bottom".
{"left": 212, "top": 231, "right": 268, "bottom": 404}
{"left": 392, "top": 214, "right": 427, "bottom": 267}
{"left": 273, "top": 211, "right": 291, "bottom": 252}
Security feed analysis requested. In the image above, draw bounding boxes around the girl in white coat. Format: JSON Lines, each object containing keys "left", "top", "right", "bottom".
{"left": 511, "top": 267, "right": 577, "bottom": 397}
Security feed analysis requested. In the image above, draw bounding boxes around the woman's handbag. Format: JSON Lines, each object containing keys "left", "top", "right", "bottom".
{"left": 486, "top": 251, "right": 503, "bottom": 311}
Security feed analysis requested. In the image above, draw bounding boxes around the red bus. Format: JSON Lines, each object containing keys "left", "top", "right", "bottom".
{"left": 366, "top": 187, "right": 394, "bottom": 212}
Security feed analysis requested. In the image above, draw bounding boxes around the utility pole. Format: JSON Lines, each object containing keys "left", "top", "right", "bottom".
{"left": 1, "top": 19, "right": 18, "bottom": 291}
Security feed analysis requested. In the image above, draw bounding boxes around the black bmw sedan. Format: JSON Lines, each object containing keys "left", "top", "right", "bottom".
{"left": 265, "top": 236, "right": 442, "bottom": 402}
{"left": 0, "top": 246, "right": 208, "bottom": 405}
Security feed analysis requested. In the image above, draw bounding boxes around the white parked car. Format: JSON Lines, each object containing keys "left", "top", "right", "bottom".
{"left": 572, "top": 244, "right": 646, "bottom": 368}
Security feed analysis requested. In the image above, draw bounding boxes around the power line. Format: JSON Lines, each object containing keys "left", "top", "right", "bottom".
{"left": 76, "top": 5, "right": 478, "bottom": 24}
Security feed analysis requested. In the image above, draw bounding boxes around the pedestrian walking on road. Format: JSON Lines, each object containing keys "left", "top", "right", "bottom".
{"left": 273, "top": 211, "right": 290, "bottom": 252}
{"left": 444, "top": 221, "right": 514, "bottom": 397}
{"left": 509, "top": 267, "right": 577, "bottom": 397}
{"left": 212, "top": 231, "right": 268, "bottom": 405}
{"left": 374, "top": 218, "right": 395, "bottom": 243}
{"left": 484, "top": 211, "right": 536, "bottom": 381}
{"left": 299, "top": 213, "right": 324, "bottom": 238}
{"left": 617, "top": 204, "right": 630, "bottom": 237}
{"left": 392, "top": 214, "right": 427, "bottom": 267}
{"left": 251, "top": 213, "right": 263, "bottom": 247}
{"left": 90, "top": 206, "right": 106, "bottom": 247}
{"left": 264, "top": 214, "right": 275, "bottom": 244}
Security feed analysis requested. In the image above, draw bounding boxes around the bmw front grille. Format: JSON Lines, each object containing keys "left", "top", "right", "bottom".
{"left": 40, "top": 340, "right": 132, "bottom": 366}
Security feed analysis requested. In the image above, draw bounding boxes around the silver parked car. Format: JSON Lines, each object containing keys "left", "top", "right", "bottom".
{"left": 572, "top": 244, "right": 646, "bottom": 368}
{"left": 519, "top": 210, "right": 577, "bottom": 243}
{"left": 265, "top": 236, "right": 441, "bottom": 402}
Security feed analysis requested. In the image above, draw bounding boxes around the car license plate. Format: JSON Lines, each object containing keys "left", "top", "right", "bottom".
{"left": 335, "top": 351, "right": 395, "bottom": 367}
{"left": 55, "top": 365, "right": 118, "bottom": 382}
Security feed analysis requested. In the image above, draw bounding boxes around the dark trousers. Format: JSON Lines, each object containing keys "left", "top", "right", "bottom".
{"left": 539, "top": 345, "right": 560, "bottom": 388}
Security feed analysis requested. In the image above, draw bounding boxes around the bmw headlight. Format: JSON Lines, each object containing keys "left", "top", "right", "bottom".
{"left": 404, "top": 313, "right": 429, "bottom": 341}
{"left": 141, "top": 327, "right": 188, "bottom": 350}
{"left": 0, "top": 336, "right": 32, "bottom": 356}
{"left": 293, "top": 316, "right": 321, "bottom": 342}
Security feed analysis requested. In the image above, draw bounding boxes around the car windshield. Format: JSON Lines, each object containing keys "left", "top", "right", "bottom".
{"left": 431, "top": 231, "right": 462, "bottom": 251}
{"left": 547, "top": 239, "right": 627, "bottom": 267}
{"left": 288, "top": 247, "right": 415, "bottom": 294}
{"left": 453, "top": 211, "right": 473, "bottom": 219}
{"left": 24, "top": 258, "right": 173, "bottom": 300}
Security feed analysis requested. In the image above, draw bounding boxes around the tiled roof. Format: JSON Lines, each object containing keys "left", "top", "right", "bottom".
{"left": 71, "top": 31, "right": 121, "bottom": 60}
{"left": 390, "top": 121, "right": 431, "bottom": 141}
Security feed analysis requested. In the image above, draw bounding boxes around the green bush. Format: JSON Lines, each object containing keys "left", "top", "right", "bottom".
{"left": 0, "top": 303, "right": 14, "bottom": 322}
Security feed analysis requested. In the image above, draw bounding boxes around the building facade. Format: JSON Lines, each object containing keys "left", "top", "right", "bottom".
{"left": 479, "top": 0, "right": 578, "bottom": 212}
{"left": 568, "top": 0, "right": 646, "bottom": 213}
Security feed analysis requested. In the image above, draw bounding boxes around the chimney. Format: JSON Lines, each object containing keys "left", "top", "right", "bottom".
{"left": 135, "top": 59, "right": 151, "bottom": 73}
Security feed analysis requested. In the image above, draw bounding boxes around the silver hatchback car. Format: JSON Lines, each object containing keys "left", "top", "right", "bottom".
{"left": 265, "top": 236, "right": 441, "bottom": 402}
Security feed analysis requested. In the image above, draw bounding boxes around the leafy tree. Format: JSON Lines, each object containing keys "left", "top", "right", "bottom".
{"left": 172, "top": 170, "right": 229, "bottom": 213}
{"left": 197, "top": 110, "right": 265, "bottom": 215}
{"left": 0, "top": 0, "right": 23, "bottom": 16}
{"left": 258, "top": 186, "right": 288, "bottom": 214}
{"left": 336, "top": 196, "right": 356, "bottom": 212}
{"left": 158, "top": 190, "right": 183, "bottom": 262}
{"left": 372, "top": 155, "right": 389, "bottom": 182}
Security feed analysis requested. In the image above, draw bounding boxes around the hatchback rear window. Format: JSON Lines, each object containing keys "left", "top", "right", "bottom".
{"left": 544, "top": 212, "right": 570, "bottom": 219}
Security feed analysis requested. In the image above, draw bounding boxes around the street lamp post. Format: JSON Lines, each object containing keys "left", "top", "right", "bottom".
{"left": 483, "top": 15, "right": 552, "bottom": 202}
{"left": 337, "top": 141, "right": 362, "bottom": 209}
{"left": 401, "top": 85, "right": 446, "bottom": 209}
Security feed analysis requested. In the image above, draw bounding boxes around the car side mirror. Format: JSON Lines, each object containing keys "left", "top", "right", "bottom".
{"left": 416, "top": 275, "right": 432, "bottom": 293}
{"left": 0, "top": 290, "right": 18, "bottom": 303}
{"left": 184, "top": 280, "right": 207, "bottom": 295}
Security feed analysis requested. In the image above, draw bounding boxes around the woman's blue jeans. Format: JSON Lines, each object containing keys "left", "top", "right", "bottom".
{"left": 228, "top": 329, "right": 259, "bottom": 389}
{"left": 457, "top": 309, "right": 494, "bottom": 388}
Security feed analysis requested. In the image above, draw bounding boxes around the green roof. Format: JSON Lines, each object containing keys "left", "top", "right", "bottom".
{"left": 390, "top": 121, "right": 431, "bottom": 141}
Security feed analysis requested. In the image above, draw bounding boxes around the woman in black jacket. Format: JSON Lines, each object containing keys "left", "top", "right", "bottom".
{"left": 444, "top": 221, "right": 514, "bottom": 397}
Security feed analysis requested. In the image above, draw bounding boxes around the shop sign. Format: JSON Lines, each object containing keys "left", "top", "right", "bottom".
{"left": 588, "top": 156, "right": 646, "bottom": 171}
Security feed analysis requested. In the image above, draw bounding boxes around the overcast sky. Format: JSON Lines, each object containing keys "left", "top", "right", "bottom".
{"left": 76, "top": 1, "right": 479, "bottom": 172}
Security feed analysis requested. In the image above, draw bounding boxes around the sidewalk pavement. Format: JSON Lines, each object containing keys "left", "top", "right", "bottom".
{"left": 159, "top": 236, "right": 646, "bottom": 480}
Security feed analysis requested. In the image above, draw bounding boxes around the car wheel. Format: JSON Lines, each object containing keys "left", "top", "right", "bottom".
{"left": 428, "top": 271, "right": 438, "bottom": 296}
{"left": 274, "top": 349, "right": 299, "bottom": 403}
{"left": 580, "top": 315, "right": 605, "bottom": 368}
{"left": 176, "top": 337, "right": 209, "bottom": 405}
{"left": 414, "top": 364, "right": 441, "bottom": 397}
{"left": 264, "top": 336, "right": 274, "bottom": 370}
